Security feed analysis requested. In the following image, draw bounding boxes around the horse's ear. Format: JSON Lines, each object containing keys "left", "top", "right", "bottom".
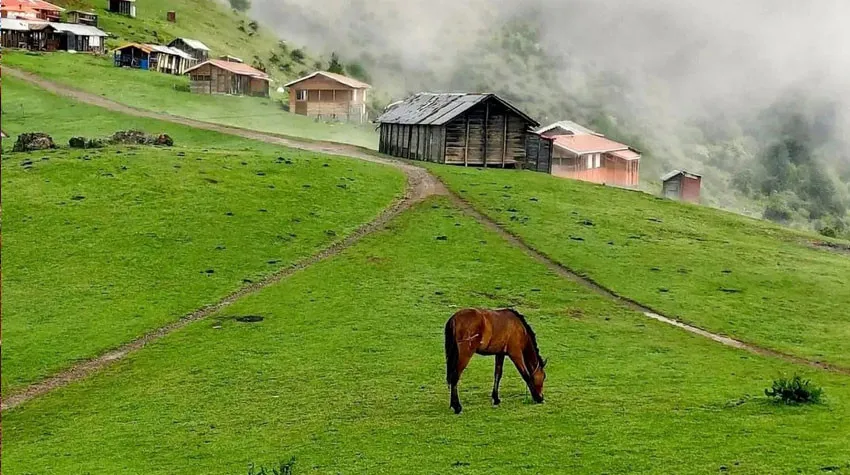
{"left": 542, "top": 358, "right": 548, "bottom": 368}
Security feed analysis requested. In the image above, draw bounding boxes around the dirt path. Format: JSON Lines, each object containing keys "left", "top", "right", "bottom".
{"left": 3, "top": 68, "right": 846, "bottom": 411}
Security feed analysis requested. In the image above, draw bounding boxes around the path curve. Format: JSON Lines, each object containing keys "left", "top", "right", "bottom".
{"left": 3, "top": 68, "right": 846, "bottom": 411}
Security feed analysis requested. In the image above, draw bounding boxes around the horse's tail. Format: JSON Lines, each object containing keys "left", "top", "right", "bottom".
{"left": 445, "top": 317, "right": 460, "bottom": 385}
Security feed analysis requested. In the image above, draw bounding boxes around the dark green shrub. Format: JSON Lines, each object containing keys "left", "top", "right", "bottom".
{"left": 290, "top": 49, "right": 305, "bottom": 63}
{"left": 247, "top": 457, "right": 295, "bottom": 475}
{"left": 765, "top": 375, "right": 823, "bottom": 404}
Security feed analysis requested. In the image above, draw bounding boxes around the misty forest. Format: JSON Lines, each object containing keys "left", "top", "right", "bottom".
{"left": 248, "top": 0, "right": 850, "bottom": 238}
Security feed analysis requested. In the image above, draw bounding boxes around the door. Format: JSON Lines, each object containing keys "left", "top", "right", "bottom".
{"left": 664, "top": 181, "right": 680, "bottom": 199}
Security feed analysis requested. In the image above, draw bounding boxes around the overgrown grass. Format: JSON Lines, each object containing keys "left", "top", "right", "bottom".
{"left": 3, "top": 52, "right": 379, "bottom": 148}
{"left": 4, "top": 199, "right": 850, "bottom": 474}
{"left": 427, "top": 165, "right": 850, "bottom": 367}
{"left": 1, "top": 78, "right": 405, "bottom": 393}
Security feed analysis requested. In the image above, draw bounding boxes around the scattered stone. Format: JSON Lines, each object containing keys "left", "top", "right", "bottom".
{"left": 225, "top": 212, "right": 234, "bottom": 216}
{"left": 258, "top": 209, "right": 268, "bottom": 212}
{"left": 719, "top": 288, "right": 742, "bottom": 294}
{"left": 650, "top": 267, "right": 661, "bottom": 271}
{"left": 569, "top": 236, "right": 584, "bottom": 241}
{"left": 267, "top": 259, "right": 281, "bottom": 265}
{"left": 71, "top": 195, "right": 86, "bottom": 201}
{"left": 648, "top": 217, "right": 663, "bottom": 223}
{"left": 13, "top": 132, "right": 56, "bottom": 152}
{"left": 529, "top": 197, "right": 539, "bottom": 202}
{"left": 203, "top": 269, "right": 215, "bottom": 274}
{"left": 256, "top": 171, "right": 266, "bottom": 176}
{"left": 204, "top": 178, "right": 219, "bottom": 184}
{"left": 235, "top": 315, "right": 264, "bottom": 323}
{"left": 436, "top": 235, "right": 448, "bottom": 241}
{"left": 578, "top": 219, "right": 594, "bottom": 226}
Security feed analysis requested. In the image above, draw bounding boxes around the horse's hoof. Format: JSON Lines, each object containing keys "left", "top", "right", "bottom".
{"left": 452, "top": 405, "right": 462, "bottom": 414}
{"left": 493, "top": 399, "right": 501, "bottom": 406}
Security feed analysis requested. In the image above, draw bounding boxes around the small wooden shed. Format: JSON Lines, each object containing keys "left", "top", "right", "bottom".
{"left": 284, "top": 71, "right": 371, "bottom": 124}
{"left": 185, "top": 59, "right": 271, "bottom": 97}
{"left": 66, "top": 10, "right": 98, "bottom": 26}
{"left": 168, "top": 37, "right": 210, "bottom": 62}
{"left": 107, "top": 0, "right": 135, "bottom": 18}
{"left": 374, "top": 93, "right": 549, "bottom": 171}
{"left": 662, "top": 170, "right": 702, "bottom": 203}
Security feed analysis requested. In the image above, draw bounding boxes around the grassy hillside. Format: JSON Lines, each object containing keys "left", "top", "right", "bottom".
{"left": 429, "top": 165, "right": 850, "bottom": 366}
{"left": 5, "top": 198, "right": 850, "bottom": 473}
{"left": 3, "top": 52, "right": 379, "bottom": 148}
{"left": 1, "top": 77, "right": 405, "bottom": 393}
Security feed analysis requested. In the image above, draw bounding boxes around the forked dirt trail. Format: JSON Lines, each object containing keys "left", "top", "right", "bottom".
{"left": 3, "top": 68, "right": 846, "bottom": 411}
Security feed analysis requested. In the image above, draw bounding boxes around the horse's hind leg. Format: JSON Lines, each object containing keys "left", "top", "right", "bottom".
{"left": 492, "top": 354, "right": 505, "bottom": 406}
{"left": 450, "top": 351, "right": 473, "bottom": 414}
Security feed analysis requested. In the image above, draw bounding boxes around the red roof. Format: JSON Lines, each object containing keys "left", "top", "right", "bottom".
{"left": 185, "top": 59, "right": 271, "bottom": 81}
{"left": 1, "top": 0, "right": 64, "bottom": 12}
{"left": 552, "top": 134, "right": 632, "bottom": 154}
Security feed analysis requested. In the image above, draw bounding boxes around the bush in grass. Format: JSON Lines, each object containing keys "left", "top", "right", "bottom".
{"left": 247, "top": 458, "right": 295, "bottom": 475}
{"left": 69, "top": 137, "right": 105, "bottom": 149}
{"left": 765, "top": 375, "right": 823, "bottom": 404}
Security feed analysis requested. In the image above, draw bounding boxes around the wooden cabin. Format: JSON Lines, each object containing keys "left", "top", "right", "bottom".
{"left": 662, "top": 170, "right": 702, "bottom": 203}
{"left": 66, "top": 10, "right": 98, "bottom": 26}
{"left": 2, "top": 19, "right": 108, "bottom": 53}
{"left": 284, "top": 71, "right": 371, "bottom": 124}
{"left": 185, "top": 59, "right": 271, "bottom": 97}
{"left": 548, "top": 132, "right": 640, "bottom": 188}
{"left": 107, "top": 0, "right": 135, "bottom": 18}
{"left": 1, "top": 0, "right": 63, "bottom": 21}
{"left": 168, "top": 37, "right": 210, "bottom": 62}
{"left": 113, "top": 43, "right": 196, "bottom": 75}
{"left": 374, "top": 93, "right": 550, "bottom": 172}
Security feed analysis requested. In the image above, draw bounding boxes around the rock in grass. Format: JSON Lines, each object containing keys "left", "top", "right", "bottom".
{"left": 13, "top": 132, "right": 56, "bottom": 152}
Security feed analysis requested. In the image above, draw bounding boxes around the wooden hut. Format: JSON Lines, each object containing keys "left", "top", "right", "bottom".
{"left": 1, "top": 18, "right": 33, "bottom": 49}
{"left": 184, "top": 59, "right": 271, "bottom": 97}
{"left": 168, "top": 37, "right": 210, "bottom": 62}
{"left": 107, "top": 0, "right": 135, "bottom": 18}
{"left": 283, "top": 71, "right": 371, "bottom": 124}
{"left": 2, "top": 19, "right": 108, "bottom": 53}
{"left": 374, "top": 93, "right": 550, "bottom": 172}
{"left": 662, "top": 170, "right": 702, "bottom": 203}
{"left": 66, "top": 10, "right": 98, "bottom": 26}
{"left": 113, "top": 43, "right": 196, "bottom": 75}
{"left": 549, "top": 134, "right": 641, "bottom": 188}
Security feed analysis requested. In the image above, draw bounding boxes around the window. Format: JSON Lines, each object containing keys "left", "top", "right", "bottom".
{"left": 595, "top": 153, "right": 601, "bottom": 168}
{"left": 296, "top": 90, "right": 308, "bottom": 101}
{"left": 586, "top": 155, "right": 593, "bottom": 169}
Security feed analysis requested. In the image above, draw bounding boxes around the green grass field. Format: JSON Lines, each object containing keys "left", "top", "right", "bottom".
{"left": 3, "top": 52, "right": 379, "bottom": 148}
{"left": 4, "top": 198, "right": 850, "bottom": 474}
{"left": 428, "top": 165, "right": 850, "bottom": 367}
{"left": 1, "top": 78, "right": 405, "bottom": 393}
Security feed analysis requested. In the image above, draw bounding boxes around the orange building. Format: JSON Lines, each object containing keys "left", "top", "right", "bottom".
{"left": 549, "top": 133, "right": 641, "bottom": 188}
{"left": 0, "top": 0, "right": 63, "bottom": 21}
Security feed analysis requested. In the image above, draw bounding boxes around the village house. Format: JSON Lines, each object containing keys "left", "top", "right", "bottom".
{"left": 168, "top": 37, "right": 210, "bottom": 62}
{"left": 65, "top": 10, "right": 98, "bottom": 26}
{"left": 1, "top": 18, "right": 108, "bottom": 53}
{"left": 283, "top": 71, "right": 371, "bottom": 124}
{"left": 374, "top": 92, "right": 552, "bottom": 172}
{"left": 113, "top": 43, "right": 197, "bottom": 75}
{"left": 662, "top": 170, "right": 702, "bottom": 203}
{"left": 536, "top": 121, "right": 641, "bottom": 188}
{"left": 185, "top": 59, "right": 271, "bottom": 97}
{"left": 107, "top": 0, "right": 135, "bottom": 18}
{"left": 1, "top": 0, "right": 63, "bottom": 21}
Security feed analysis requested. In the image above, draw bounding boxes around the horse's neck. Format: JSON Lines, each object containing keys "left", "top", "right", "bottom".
{"left": 521, "top": 340, "right": 539, "bottom": 373}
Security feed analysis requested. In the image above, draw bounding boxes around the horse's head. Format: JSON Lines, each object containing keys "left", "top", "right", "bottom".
{"left": 531, "top": 358, "right": 547, "bottom": 403}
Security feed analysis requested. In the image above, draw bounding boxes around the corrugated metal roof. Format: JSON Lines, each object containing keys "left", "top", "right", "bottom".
{"left": 374, "top": 93, "right": 538, "bottom": 126}
{"left": 171, "top": 37, "right": 210, "bottom": 51}
{"left": 661, "top": 170, "right": 702, "bottom": 181}
{"left": 38, "top": 22, "right": 108, "bottom": 36}
{"left": 1, "top": 18, "right": 36, "bottom": 31}
{"left": 535, "top": 120, "right": 598, "bottom": 136}
{"left": 115, "top": 43, "right": 197, "bottom": 59}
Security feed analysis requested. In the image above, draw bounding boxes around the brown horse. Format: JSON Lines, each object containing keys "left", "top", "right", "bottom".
{"left": 444, "top": 308, "right": 547, "bottom": 414}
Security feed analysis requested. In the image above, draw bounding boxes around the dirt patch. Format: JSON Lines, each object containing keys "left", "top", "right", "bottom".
{"left": 812, "top": 240, "right": 850, "bottom": 256}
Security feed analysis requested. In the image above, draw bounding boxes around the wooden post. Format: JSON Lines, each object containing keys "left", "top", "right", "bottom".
{"left": 483, "top": 102, "right": 490, "bottom": 167}
{"left": 463, "top": 115, "right": 470, "bottom": 166}
{"left": 406, "top": 125, "right": 413, "bottom": 159}
{"left": 501, "top": 115, "right": 508, "bottom": 168}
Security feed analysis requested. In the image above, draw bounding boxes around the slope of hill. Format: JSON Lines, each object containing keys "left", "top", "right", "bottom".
{"left": 1, "top": 76, "right": 404, "bottom": 393}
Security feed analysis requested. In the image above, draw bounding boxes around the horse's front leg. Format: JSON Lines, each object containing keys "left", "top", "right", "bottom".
{"left": 492, "top": 354, "right": 505, "bottom": 405}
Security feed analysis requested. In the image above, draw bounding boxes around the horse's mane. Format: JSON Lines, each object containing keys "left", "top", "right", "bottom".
{"left": 503, "top": 308, "right": 544, "bottom": 367}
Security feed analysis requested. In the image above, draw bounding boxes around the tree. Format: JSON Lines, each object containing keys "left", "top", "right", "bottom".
{"left": 327, "top": 52, "right": 345, "bottom": 74}
{"left": 290, "top": 49, "right": 305, "bottom": 63}
{"left": 229, "top": 0, "right": 250, "bottom": 12}
{"left": 345, "top": 61, "right": 371, "bottom": 83}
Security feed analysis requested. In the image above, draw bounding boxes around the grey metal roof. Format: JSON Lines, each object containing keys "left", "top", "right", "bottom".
{"left": 374, "top": 93, "right": 538, "bottom": 127}
{"left": 535, "top": 120, "right": 598, "bottom": 136}
{"left": 1, "top": 18, "right": 34, "bottom": 32}
{"left": 170, "top": 38, "right": 210, "bottom": 51}
{"left": 148, "top": 44, "right": 196, "bottom": 60}
{"left": 33, "top": 21, "right": 108, "bottom": 36}
{"left": 661, "top": 170, "right": 702, "bottom": 181}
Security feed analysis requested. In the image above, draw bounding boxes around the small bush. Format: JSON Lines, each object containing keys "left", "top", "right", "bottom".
{"left": 247, "top": 457, "right": 295, "bottom": 475}
{"left": 765, "top": 375, "right": 823, "bottom": 404}
{"left": 173, "top": 83, "right": 191, "bottom": 93}
{"left": 290, "top": 49, "right": 305, "bottom": 63}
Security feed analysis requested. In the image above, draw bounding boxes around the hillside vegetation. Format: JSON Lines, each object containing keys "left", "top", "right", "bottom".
{"left": 429, "top": 165, "right": 850, "bottom": 366}
{"left": 6, "top": 197, "right": 850, "bottom": 474}
{"left": 1, "top": 77, "right": 404, "bottom": 392}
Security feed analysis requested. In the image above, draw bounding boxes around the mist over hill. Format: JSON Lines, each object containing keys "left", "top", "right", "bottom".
{"left": 246, "top": 0, "right": 850, "bottom": 235}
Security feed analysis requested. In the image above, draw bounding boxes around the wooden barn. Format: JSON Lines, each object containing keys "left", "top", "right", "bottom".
{"left": 374, "top": 93, "right": 551, "bottom": 172}
{"left": 168, "top": 37, "right": 210, "bottom": 62}
{"left": 185, "top": 59, "right": 271, "bottom": 97}
{"left": 113, "top": 43, "right": 196, "bottom": 75}
{"left": 549, "top": 134, "right": 641, "bottom": 188}
{"left": 107, "top": 0, "right": 135, "bottom": 18}
{"left": 66, "top": 10, "right": 98, "bottom": 26}
{"left": 662, "top": 170, "right": 702, "bottom": 203}
{"left": 284, "top": 71, "right": 371, "bottom": 124}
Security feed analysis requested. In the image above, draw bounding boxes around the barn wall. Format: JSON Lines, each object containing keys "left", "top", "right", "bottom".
{"left": 681, "top": 176, "right": 701, "bottom": 202}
